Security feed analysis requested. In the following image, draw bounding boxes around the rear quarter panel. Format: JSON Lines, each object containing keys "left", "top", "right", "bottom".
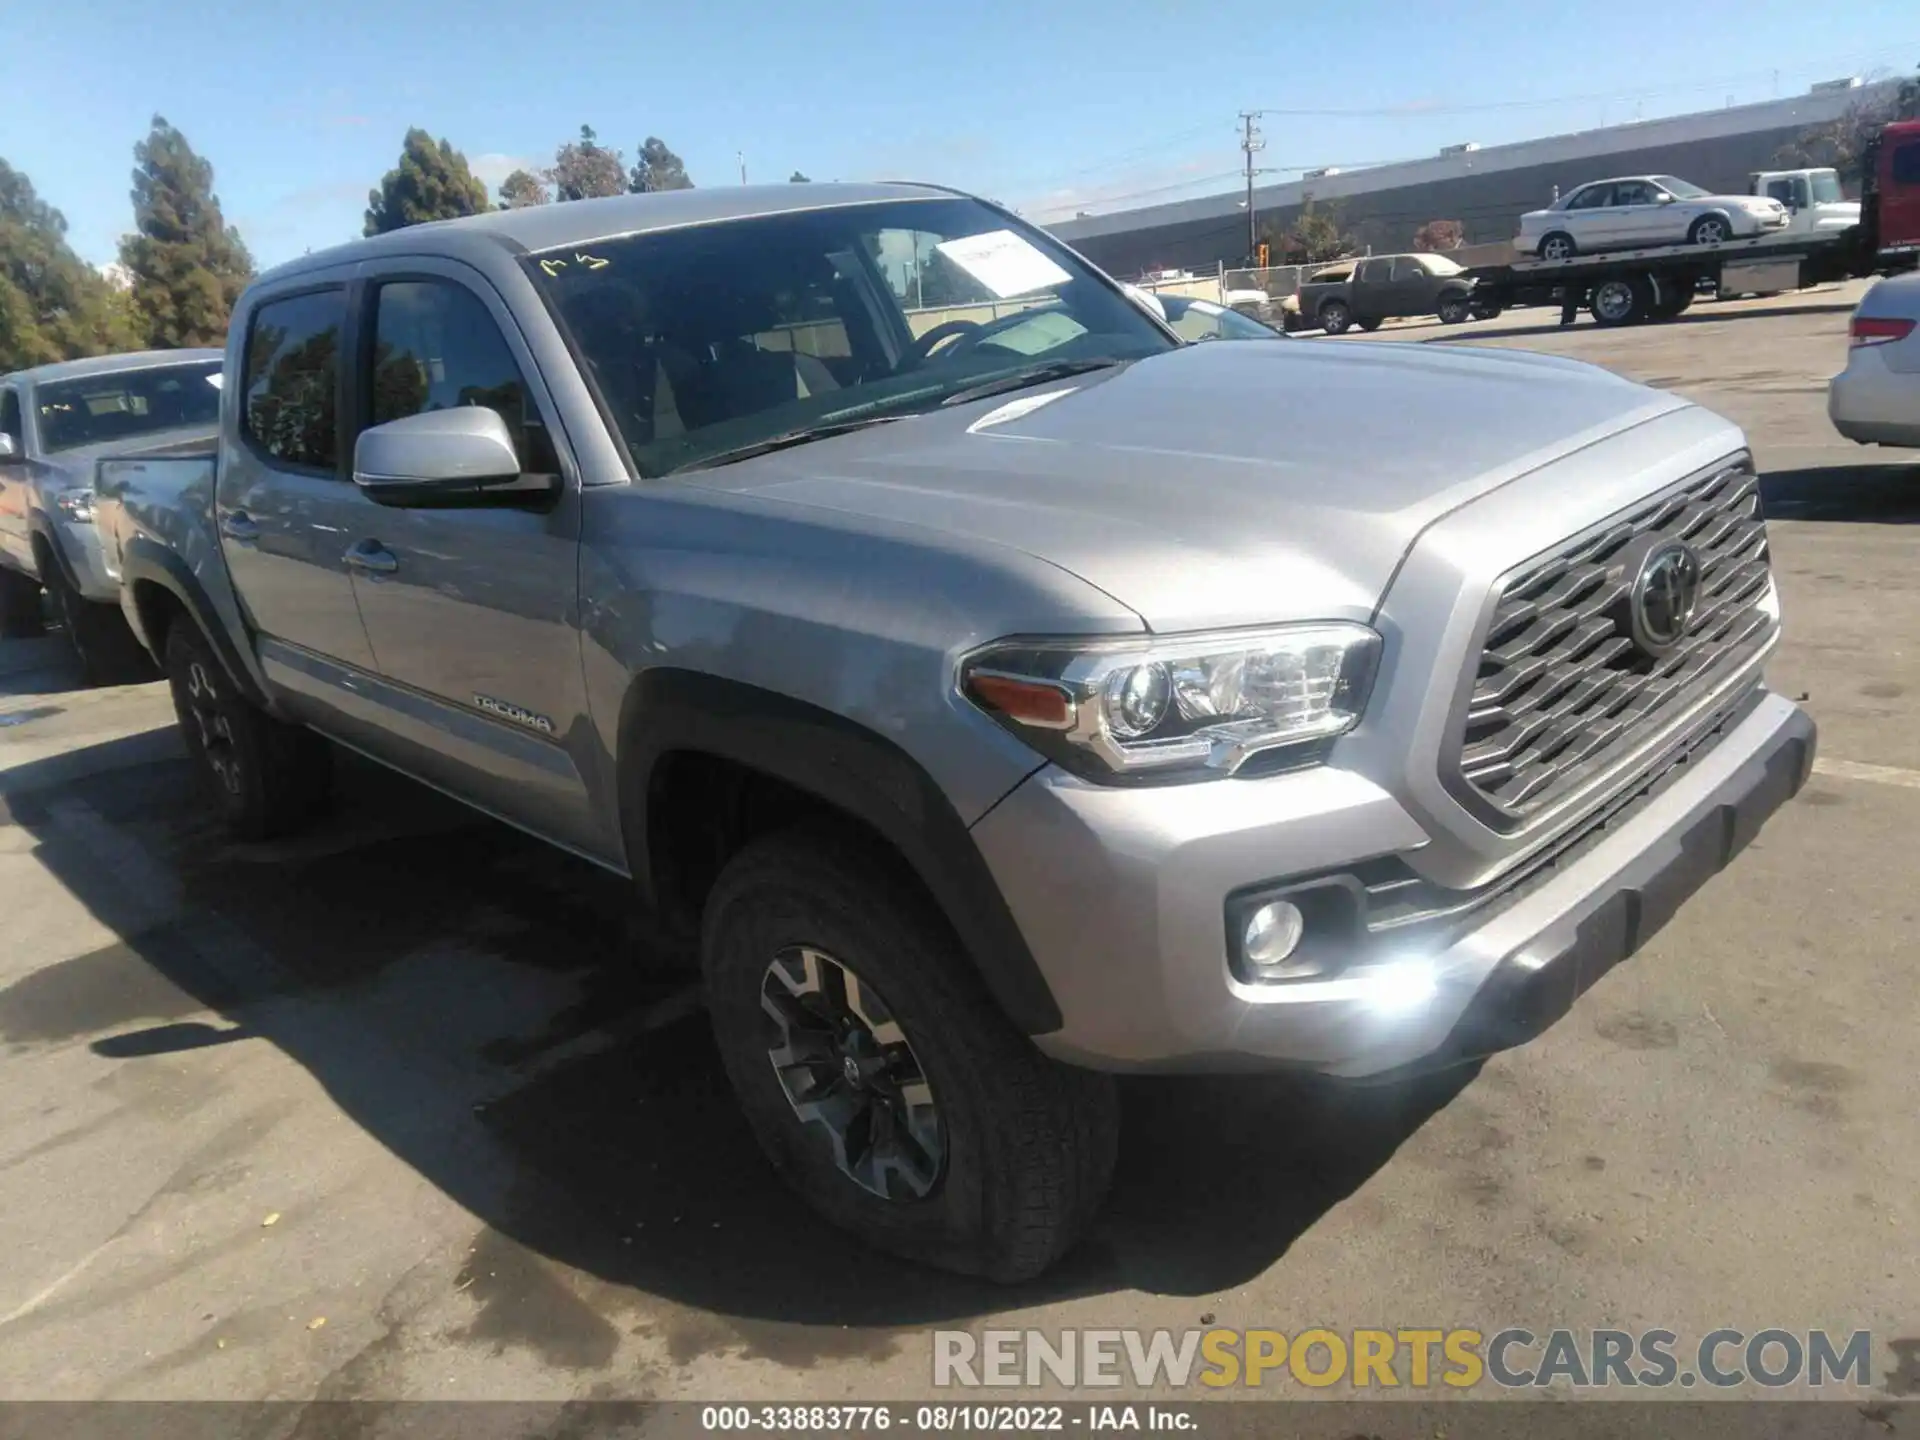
{"left": 94, "top": 453, "right": 266, "bottom": 692}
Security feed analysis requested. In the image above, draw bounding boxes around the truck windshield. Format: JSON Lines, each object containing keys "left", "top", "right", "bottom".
{"left": 35, "top": 361, "right": 223, "bottom": 453}
{"left": 525, "top": 197, "right": 1175, "bottom": 476}
{"left": 1809, "top": 170, "right": 1845, "bottom": 203}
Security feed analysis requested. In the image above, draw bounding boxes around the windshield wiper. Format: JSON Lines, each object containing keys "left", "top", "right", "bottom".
{"left": 936, "top": 358, "right": 1126, "bottom": 409}
{"left": 673, "top": 414, "right": 909, "bottom": 473}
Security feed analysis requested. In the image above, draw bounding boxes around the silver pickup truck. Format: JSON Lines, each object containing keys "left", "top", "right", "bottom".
{"left": 0, "top": 350, "right": 221, "bottom": 680}
{"left": 95, "top": 182, "right": 1814, "bottom": 1281}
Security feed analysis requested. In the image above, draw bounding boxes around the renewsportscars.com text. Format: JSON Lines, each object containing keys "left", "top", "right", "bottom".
{"left": 932, "top": 1328, "right": 1875, "bottom": 1391}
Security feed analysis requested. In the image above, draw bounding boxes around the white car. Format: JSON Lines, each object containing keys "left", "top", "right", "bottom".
{"left": 1516, "top": 175, "right": 1789, "bottom": 260}
{"left": 1829, "top": 271, "right": 1920, "bottom": 448}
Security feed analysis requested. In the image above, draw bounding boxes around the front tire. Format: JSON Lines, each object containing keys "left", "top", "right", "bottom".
{"left": 1687, "top": 214, "right": 1731, "bottom": 246}
{"left": 1356, "top": 317, "right": 1383, "bottom": 332}
{"left": 1436, "top": 296, "right": 1470, "bottom": 325}
{"left": 0, "top": 567, "right": 46, "bottom": 640}
{"left": 43, "top": 558, "right": 155, "bottom": 686}
{"left": 1317, "top": 300, "right": 1352, "bottom": 335}
{"left": 702, "top": 827, "right": 1119, "bottom": 1282}
{"left": 164, "top": 622, "right": 331, "bottom": 840}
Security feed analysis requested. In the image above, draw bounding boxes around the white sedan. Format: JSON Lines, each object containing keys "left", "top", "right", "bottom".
{"left": 1829, "top": 271, "right": 1920, "bottom": 448}
{"left": 1516, "top": 176, "right": 1788, "bottom": 260}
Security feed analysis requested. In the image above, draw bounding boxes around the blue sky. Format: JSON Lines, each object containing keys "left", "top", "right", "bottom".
{"left": 3, "top": 0, "right": 1914, "bottom": 271}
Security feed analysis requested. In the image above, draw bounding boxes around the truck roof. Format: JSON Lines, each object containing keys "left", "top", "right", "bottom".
{"left": 255, "top": 181, "right": 960, "bottom": 287}
{"left": 3, "top": 348, "right": 222, "bottom": 388}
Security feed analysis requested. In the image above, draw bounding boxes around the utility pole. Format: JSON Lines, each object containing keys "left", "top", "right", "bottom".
{"left": 738, "top": 151, "right": 747, "bottom": 185}
{"left": 1240, "top": 111, "right": 1266, "bottom": 263}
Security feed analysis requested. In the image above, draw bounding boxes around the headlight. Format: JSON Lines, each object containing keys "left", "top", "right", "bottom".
{"left": 54, "top": 490, "right": 95, "bottom": 524}
{"left": 961, "top": 623, "right": 1381, "bottom": 780}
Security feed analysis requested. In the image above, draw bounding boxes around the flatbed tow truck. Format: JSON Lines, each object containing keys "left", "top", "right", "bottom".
{"left": 1462, "top": 118, "right": 1920, "bottom": 327}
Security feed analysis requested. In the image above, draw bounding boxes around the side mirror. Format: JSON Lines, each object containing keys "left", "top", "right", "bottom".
{"left": 1656, "top": 193, "right": 1676, "bottom": 204}
{"left": 0, "top": 434, "right": 20, "bottom": 462}
{"left": 352, "top": 407, "right": 557, "bottom": 509}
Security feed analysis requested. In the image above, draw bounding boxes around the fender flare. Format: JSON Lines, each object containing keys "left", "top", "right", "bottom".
{"left": 26, "top": 513, "right": 81, "bottom": 592}
{"left": 117, "top": 535, "right": 272, "bottom": 710}
{"left": 618, "top": 669, "right": 1064, "bottom": 1036}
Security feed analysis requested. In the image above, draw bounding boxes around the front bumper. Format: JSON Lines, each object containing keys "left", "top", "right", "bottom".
{"left": 973, "top": 691, "right": 1814, "bottom": 1077}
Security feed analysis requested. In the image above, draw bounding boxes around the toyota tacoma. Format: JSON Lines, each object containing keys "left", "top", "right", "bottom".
{"left": 93, "top": 183, "right": 1814, "bottom": 1281}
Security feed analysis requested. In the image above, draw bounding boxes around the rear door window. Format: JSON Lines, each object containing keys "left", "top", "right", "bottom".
{"left": 1390, "top": 256, "right": 1425, "bottom": 281}
{"left": 0, "top": 390, "right": 20, "bottom": 448}
{"left": 1566, "top": 184, "right": 1613, "bottom": 210}
{"left": 243, "top": 290, "right": 346, "bottom": 472}
{"left": 1357, "top": 258, "right": 1392, "bottom": 284}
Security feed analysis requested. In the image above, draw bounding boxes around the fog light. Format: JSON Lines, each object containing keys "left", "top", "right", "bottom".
{"left": 1243, "top": 900, "right": 1306, "bottom": 970}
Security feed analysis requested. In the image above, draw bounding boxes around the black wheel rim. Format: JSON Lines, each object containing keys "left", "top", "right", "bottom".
{"left": 761, "top": 946, "right": 944, "bottom": 1201}
{"left": 182, "top": 659, "right": 242, "bottom": 797}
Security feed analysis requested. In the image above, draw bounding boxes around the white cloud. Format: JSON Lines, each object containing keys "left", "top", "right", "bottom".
{"left": 470, "top": 152, "right": 537, "bottom": 189}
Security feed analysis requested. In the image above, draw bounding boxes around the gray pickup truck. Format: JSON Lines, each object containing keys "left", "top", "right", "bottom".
{"left": 0, "top": 350, "right": 222, "bottom": 679}
{"left": 95, "top": 182, "right": 1814, "bottom": 1281}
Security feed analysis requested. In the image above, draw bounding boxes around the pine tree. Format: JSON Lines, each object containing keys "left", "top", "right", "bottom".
{"left": 1, "top": 159, "right": 142, "bottom": 369}
{"left": 498, "top": 169, "right": 551, "bottom": 209}
{"left": 629, "top": 138, "right": 694, "bottom": 193}
{"left": 117, "top": 115, "right": 253, "bottom": 349}
{"left": 365, "top": 129, "right": 489, "bottom": 236}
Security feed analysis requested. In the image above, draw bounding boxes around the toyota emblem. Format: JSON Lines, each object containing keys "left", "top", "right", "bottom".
{"left": 1628, "top": 540, "right": 1702, "bottom": 656}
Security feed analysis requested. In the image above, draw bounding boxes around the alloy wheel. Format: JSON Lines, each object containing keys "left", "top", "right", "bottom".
{"left": 761, "top": 946, "right": 944, "bottom": 1201}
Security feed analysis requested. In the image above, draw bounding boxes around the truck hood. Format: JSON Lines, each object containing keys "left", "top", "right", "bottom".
{"left": 711, "top": 341, "right": 1690, "bottom": 632}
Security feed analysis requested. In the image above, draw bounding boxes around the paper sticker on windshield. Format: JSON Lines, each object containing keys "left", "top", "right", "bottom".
{"left": 933, "top": 230, "right": 1072, "bottom": 299}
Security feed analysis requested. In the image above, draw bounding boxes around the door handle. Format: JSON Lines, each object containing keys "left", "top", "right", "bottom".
{"left": 343, "top": 540, "right": 398, "bottom": 576}
{"left": 220, "top": 510, "right": 260, "bottom": 543}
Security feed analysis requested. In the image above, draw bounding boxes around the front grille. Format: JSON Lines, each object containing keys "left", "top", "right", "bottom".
{"left": 1451, "top": 460, "right": 1774, "bottom": 824}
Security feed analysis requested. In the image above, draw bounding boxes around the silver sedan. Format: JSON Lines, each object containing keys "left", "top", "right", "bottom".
{"left": 1517, "top": 175, "right": 1788, "bottom": 260}
{"left": 1830, "top": 272, "right": 1920, "bottom": 448}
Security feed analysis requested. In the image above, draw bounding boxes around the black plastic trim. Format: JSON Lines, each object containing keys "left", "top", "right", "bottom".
{"left": 117, "top": 535, "right": 271, "bottom": 710}
{"left": 1353, "top": 703, "right": 1815, "bottom": 1086}
{"left": 27, "top": 514, "right": 81, "bottom": 591}
{"left": 616, "top": 669, "right": 1063, "bottom": 1036}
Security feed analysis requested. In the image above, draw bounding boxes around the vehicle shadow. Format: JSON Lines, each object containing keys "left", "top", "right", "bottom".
{"left": 1760, "top": 462, "right": 1920, "bottom": 524}
{"left": 1420, "top": 297, "right": 1859, "bottom": 343}
{"left": 0, "top": 727, "right": 1474, "bottom": 1332}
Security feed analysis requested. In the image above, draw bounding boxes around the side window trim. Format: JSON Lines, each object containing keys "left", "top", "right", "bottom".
{"left": 0, "top": 387, "right": 21, "bottom": 443}
{"left": 238, "top": 282, "right": 350, "bottom": 479}
{"left": 348, "top": 260, "right": 580, "bottom": 496}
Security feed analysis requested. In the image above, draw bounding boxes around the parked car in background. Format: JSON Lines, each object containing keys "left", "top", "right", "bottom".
{"left": 1829, "top": 271, "right": 1920, "bottom": 447}
{"left": 1296, "top": 253, "right": 1490, "bottom": 334}
{"left": 99, "top": 182, "right": 1812, "bottom": 1283}
{"left": 1749, "top": 167, "right": 1861, "bottom": 238}
{"left": 0, "top": 350, "right": 222, "bottom": 679}
{"left": 1159, "top": 294, "right": 1286, "bottom": 341}
{"left": 1518, "top": 176, "right": 1789, "bottom": 260}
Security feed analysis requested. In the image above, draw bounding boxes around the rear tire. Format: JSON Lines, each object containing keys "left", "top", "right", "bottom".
{"left": 1356, "top": 317, "right": 1384, "bottom": 332}
{"left": 1589, "top": 274, "right": 1653, "bottom": 327}
{"left": 164, "top": 622, "right": 331, "bottom": 841}
{"left": 1469, "top": 297, "right": 1503, "bottom": 321}
{"left": 702, "top": 826, "right": 1119, "bottom": 1282}
{"left": 43, "top": 557, "right": 155, "bottom": 686}
{"left": 1317, "top": 300, "right": 1352, "bottom": 335}
{"left": 1537, "top": 231, "right": 1577, "bottom": 261}
{"left": 0, "top": 567, "right": 46, "bottom": 640}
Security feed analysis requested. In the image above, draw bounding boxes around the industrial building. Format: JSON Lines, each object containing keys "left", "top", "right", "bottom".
{"left": 1047, "top": 79, "right": 1898, "bottom": 278}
